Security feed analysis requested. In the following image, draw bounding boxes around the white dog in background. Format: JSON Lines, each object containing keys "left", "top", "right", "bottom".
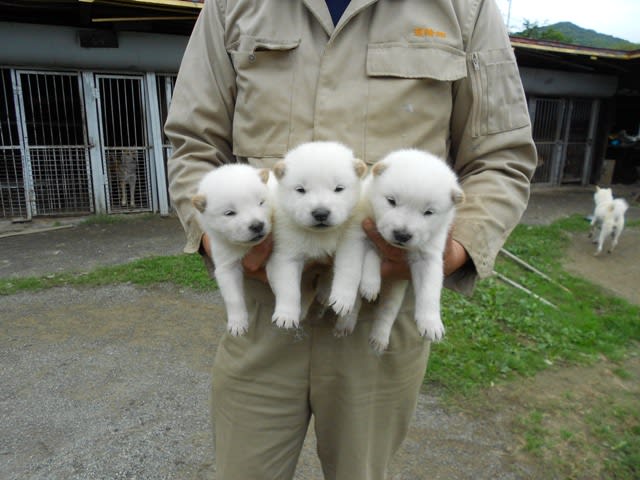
{"left": 267, "top": 141, "right": 368, "bottom": 330}
{"left": 192, "top": 164, "right": 272, "bottom": 336}
{"left": 361, "top": 149, "right": 464, "bottom": 353}
{"left": 589, "top": 186, "right": 629, "bottom": 255}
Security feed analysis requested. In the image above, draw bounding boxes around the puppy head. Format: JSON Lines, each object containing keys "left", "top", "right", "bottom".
{"left": 192, "top": 164, "right": 272, "bottom": 246}
{"left": 274, "top": 141, "right": 364, "bottom": 230}
{"left": 368, "top": 149, "right": 463, "bottom": 250}
{"left": 594, "top": 186, "right": 613, "bottom": 205}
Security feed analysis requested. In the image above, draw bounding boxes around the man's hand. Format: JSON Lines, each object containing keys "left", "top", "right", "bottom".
{"left": 362, "top": 218, "right": 411, "bottom": 280}
{"left": 443, "top": 231, "right": 469, "bottom": 276}
{"left": 242, "top": 233, "right": 273, "bottom": 283}
{"left": 200, "top": 232, "right": 273, "bottom": 283}
{"left": 362, "top": 218, "right": 468, "bottom": 278}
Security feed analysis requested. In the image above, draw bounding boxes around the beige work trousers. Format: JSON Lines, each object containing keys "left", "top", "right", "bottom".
{"left": 211, "top": 278, "right": 430, "bottom": 480}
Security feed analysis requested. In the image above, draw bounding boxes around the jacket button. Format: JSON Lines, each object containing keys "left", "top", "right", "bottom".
{"left": 248, "top": 54, "right": 256, "bottom": 62}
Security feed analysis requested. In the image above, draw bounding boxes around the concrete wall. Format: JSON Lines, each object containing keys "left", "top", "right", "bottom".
{"left": 0, "top": 22, "right": 188, "bottom": 73}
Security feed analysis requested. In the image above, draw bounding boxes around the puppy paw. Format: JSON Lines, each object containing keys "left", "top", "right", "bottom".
{"left": 272, "top": 311, "right": 300, "bottom": 330}
{"left": 333, "top": 314, "right": 357, "bottom": 338}
{"left": 227, "top": 321, "right": 248, "bottom": 336}
{"left": 227, "top": 314, "right": 249, "bottom": 336}
{"left": 359, "top": 278, "right": 380, "bottom": 302}
{"left": 369, "top": 335, "right": 389, "bottom": 355}
{"left": 329, "top": 292, "right": 356, "bottom": 317}
{"left": 416, "top": 315, "right": 445, "bottom": 342}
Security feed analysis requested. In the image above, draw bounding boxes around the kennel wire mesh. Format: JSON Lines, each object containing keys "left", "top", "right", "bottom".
{"left": 530, "top": 97, "right": 598, "bottom": 185}
{"left": 17, "top": 71, "right": 94, "bottom": 216}
{"left": 156, "top": 74, "right": 176, "bottom": 194}
{"left": 531, "top": 98, "right": 564, "bottom": 184}
{"left": 97, "top": 75, "right": 152, "bottom": 213}
{"left": 0, "top": 68, "right": 28, "bottom": 219}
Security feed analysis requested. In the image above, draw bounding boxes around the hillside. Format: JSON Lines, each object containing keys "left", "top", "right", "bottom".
{"left": 514, "top": 21, "right": 640, "bottom": 51}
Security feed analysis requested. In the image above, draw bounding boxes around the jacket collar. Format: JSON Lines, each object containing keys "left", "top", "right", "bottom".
{"left": 303, "top": 0, "right": 380, "bottom": 37}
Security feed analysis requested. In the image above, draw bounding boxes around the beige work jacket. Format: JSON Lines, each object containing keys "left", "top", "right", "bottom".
{"left": 165, "top": 0, "right": 538, "bottom": 295}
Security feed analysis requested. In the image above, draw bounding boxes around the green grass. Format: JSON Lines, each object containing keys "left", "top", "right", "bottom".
{"left": 0, "top": 253, "right": 213, "bottom": 295}
{"left": 426, "top": 216, "right": 640, "bottom": 394}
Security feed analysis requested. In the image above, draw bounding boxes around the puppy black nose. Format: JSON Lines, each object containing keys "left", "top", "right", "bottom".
{"left": 249, "top": 221, "right": 265, "bottom": 233}
{"left": 312, "top": 208, "right": 330, "bottom": 222}
{"left": 393, "top": 229, "right": 412, "bottom": 244}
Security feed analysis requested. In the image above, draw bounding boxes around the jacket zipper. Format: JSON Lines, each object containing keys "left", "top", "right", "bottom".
{"left": 470, "top": 52, "right": 482, "bottom": 137}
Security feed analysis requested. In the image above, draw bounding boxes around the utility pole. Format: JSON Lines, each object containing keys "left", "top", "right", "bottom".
{"left": 506, "top": 0, "right": 513, "bottom": 31}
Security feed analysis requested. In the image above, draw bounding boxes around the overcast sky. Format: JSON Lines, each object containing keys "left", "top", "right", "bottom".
{"left": 496, "top": 0, "right": 640, "bottom": 43}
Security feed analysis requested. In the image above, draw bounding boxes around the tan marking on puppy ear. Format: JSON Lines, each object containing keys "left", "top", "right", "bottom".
{"left": 371, "top": 162, "right": 387, "bottom": 177}
{"left": 451, "top": 186, "right": 465, "bottom": 205}
{"left": 595, "top": 185, "right": 601, "bottom": 192}
{"left": 258, "top": 168, "right": 270, "bottom": 184}
{"left": 273, "top": 161, "right": 286, "bottom": 180}
{"left": 354, "top": 159, "right": 367, "bottom": 178}
{"left": 192, "top": 194, "right": 207, "bottom": 213}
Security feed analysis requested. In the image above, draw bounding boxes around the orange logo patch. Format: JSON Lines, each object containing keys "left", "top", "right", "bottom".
{"left": 413, "top": 27, "right": 446, "bottom": 38}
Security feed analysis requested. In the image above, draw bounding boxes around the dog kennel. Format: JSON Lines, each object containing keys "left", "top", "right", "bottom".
{"left": 0, "top": 67, "right": 176, "bottom": 220}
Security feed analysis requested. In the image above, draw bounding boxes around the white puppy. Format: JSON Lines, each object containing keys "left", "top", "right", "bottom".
{"left": 589, "top": 186, "right": 629, "bottom": 255}
{"left": 192, "top": 164, "right": 272, "bottom": 336}
{"left": 267, "top": 141, "right": 368, "bottom": 330}
{"left": 361, "top": 149, "right": 464, "bottom": 353}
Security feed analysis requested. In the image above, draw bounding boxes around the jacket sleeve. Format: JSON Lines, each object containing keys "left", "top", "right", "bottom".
{"left": 165, "top": 0, "right": 236, "bottom": 253}
{"left": 446, "top": 0, "right": 538, "bottom": 295}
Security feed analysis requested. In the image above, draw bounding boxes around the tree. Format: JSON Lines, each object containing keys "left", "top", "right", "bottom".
{"left": 516, "top": 20, "right": 573, "bottom": 43}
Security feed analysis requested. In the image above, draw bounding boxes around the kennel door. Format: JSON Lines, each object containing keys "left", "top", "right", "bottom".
{"left": 15, "top": 71, "right": 94, "bottom": 216}
{"left": 95, "top": 74, "right": 152, "bottom": 214}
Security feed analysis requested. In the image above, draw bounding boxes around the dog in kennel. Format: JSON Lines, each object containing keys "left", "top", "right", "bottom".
{"left": 108, "top": 148, "right": 139, "bottom": 208}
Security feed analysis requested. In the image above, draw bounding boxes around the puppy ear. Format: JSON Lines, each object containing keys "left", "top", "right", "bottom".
{"left": 372, "top": 162, "right": 387, "bottom": 177}
{"left": 354, "top": 159, "right": 368, "bottom": 178}
{"left": 595, "top": 185, "right": 601, "bottom": 192}
{"left": 451, "top": 186, "right": 465, "bottom": 205}
{"left": 258, "top": 168, "right": 270, "bottom": 184}
{"left": 192, "top": 194, "right": 207, "bottom": 213}
{"left": 273, "top": 161, "right": 286, "bottom": 180}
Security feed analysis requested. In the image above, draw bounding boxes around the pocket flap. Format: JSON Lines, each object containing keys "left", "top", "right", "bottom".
{"left": 367, "top": 43, "right": 467, "bottom": 81}
{"left": 229, "top": 35, "right": 301, "bottom": 53}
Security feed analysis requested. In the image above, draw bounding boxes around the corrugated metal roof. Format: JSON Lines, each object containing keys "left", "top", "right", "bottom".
{"left": 78, "top": 0, "right": 203, "bottom": 10}
{"left": 510, "top": 36, "right": 640, "bottom": 61}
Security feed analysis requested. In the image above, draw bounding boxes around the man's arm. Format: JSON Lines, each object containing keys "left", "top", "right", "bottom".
{"left": 447, "top": 0, "right": 538, "bottom": 295}
{"left": 165, "top": 0, "right": 236, "bottom": 255}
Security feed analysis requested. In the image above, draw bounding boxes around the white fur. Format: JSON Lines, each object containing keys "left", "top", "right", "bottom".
{"left": 589, "top": 186, "right": 629, "bottom": 255}
{"left": 362, "top": 149, "right": 464, "bottom": 353}
{"left": 266, "top": 141, "right": 368, "bottom": 330}
{"left": 192, "top": 164, "right": 272, "bottom": 336}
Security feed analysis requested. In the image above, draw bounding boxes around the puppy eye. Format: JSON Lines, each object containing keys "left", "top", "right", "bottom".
{"left": 259, "top": 199, "right": 265, "bottom": 206}
{"left": 386, "top": 196, "right": 396, "bottom": 207}
{"left": 295, "top": 186, "right": 306, "bottom": 194}
{"left": 424, "top": 209, "right": 434, "bottom": 216}
{"left": 334, "top": 185, "right": 345, "bottom": 193}
{"left": 224, "top": 210, "right": 236, "bottom": 216}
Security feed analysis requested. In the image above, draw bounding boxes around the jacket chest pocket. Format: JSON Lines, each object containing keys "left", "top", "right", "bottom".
{"left": 469, "top": 48, "right": 530, "bottom": 137}
{"left": 228, "top": 36, "right": 301, "bottom": 157}
{"left": 365, "top": 43, "right": 467, "bottom": 161}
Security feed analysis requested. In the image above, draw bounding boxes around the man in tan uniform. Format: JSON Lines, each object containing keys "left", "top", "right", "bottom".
{"left": 165, "top": 1, "right": 537, "bottom": 478}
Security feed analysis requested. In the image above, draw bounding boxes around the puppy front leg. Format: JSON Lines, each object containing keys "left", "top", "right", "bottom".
{"left": 215, "top": 263, "right": 249, "bottom": 336}
{"left": 359, "top": 247, "right": 381, "bottom": 302}
{"left": 267, "top": 255, "right": 304, "bottom": 329}
{"left": 411, "top": 255, "right": 445, "bottom": 342}
{"left": 369, "top": 280, "right": 408, "bottom": 353}
{"left": 329, "top": 234, "right": 367, "bottom": 317}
